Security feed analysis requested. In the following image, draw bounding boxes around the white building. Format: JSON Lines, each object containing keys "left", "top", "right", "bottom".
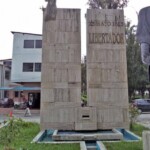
{"left": 0, "top": 59, "right": 12, "bottom": 99}
{"left": 11, "top": 31, "right": 42, "bottom": 83}
{"left": 11, "top": 32, "right": 42, "bottom": 108}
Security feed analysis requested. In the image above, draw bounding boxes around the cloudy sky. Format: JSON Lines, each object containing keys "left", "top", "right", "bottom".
{"left": 0, "top": 0, "right": 150, "bottom": 60}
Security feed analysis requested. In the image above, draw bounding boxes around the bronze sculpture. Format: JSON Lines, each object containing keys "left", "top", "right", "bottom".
{"left": 136, "top": 6, "right": 150, "bottom": 81}
{"left": 44, "top": 0, "right": 57, "bottom": 21}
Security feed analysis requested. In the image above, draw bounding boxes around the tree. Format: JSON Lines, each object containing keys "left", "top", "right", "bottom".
{"left": 88, "top": 0, "right": 128, "bottom": 9}
{"left": 129, "top": 103, "right": 139, "bottom": 130}
{"left": 126, "top": 21, "right": 148, "bottom": 100}
{"left": 81, "top": 56, "right": 87, "bottom": 94}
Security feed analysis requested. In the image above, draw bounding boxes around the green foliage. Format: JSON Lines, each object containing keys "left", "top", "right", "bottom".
{"left": 0, "top": 121, "right": 80, "bottom": 150}
{"left": 131, "top": 123, "right": 150, "bottom": 137}
{"left": 88, "top": 0, "right": 128, "bottom": 9}
{"left": 0, "top": 117, "right": 23, "bottom": 150}
{"left": 81, "top": 93, "right": 87, "bottom": 102}
{"left": 81, "top": 93, "right": 87, "bottom": 106}
{"left": 126, "top": 21, "right": 149, "bottom": 100}
{"left": 105, "top": 141, "right": 142, "bottom": 150}
{"left": 104, "top": 123, "right": 150, "bottom": 150}
{"left": 0, "top": 120, "right": 149, "bottom": 150}
{"left": 129, "top": 104, "right": 140, "bottom": 130}
{"left": 130, "top": 123, "right": 150, "bottom": 137}
{"left": 81, "top": 56, "right": 87, "bottom": 94}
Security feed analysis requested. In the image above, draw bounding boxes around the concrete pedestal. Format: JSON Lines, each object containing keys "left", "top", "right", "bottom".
{"left": 143, "top": 131, "right": 150, "bottom": 150}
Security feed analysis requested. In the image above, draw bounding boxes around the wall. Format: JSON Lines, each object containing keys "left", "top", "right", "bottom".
{"left": 86, "top": 9, "right": 129, "bottom": 129}
{"left": 11, "top": 32, "right": 42, "bottom": 82}
{"left": 41, "top": 9, "right": 81, "bottom": 130}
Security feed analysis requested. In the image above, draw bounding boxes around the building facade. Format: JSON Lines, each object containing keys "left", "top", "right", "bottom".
{"left": 0, "top": 59, "right": 11, "bottom": 99}
{"left": 10, "top": 32, "right": 42, "bottom": 108}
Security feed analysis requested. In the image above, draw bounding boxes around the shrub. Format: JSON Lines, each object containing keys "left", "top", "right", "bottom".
{"left": 129, "top": 103, "right": 140, "bottom": 130}
{"left": 0, "top": 117, "right": 23, "bottom": 150}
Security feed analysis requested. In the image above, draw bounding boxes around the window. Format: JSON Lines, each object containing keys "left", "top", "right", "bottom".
{"left": 4, "top": 91, "right": 8, "bottom": 98}
{"left": 24, "top": 40, "right": 42, "bottom": 48}
{"left": 15, "top": 91, "right": 19, "bottom": 97}
{"left": 5, "top": 70, "right": 10, "bottom": 80}
{"left": 23, "top": 63, "right": 41, "bottom": 72}
{"left": 35, "top": 40, "right": 42, "bottom": 48}
{"left": 24, "top": 40, "right": 34, "bottom": 48}
{"left": 35, "top": 63, "right": 41, "bottom": 72}
{"left": 23, "top": 63, "right": 34, "bottom": 72}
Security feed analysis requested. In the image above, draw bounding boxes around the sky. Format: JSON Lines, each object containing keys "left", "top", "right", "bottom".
{"left": 0, "top": 0, "right": 150, "bottom": 60}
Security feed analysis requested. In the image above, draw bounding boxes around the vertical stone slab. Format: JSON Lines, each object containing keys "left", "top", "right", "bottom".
{"left": 86, "top": 9, "right": 129, "bottom": 129}
{"left": 143, "top": 131, "right": 150, "bottom": 150}
{"left": 41, "top": 9, "right": 81, "bottom": 130}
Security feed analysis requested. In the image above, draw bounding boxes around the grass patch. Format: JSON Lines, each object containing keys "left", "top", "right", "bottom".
{"left": 0, "top": 119, "right": 149, "bottom": 150}
{"left": 104, "top": 123, "right": 150, "bottom": 150}
{"left": 0, "top": 119, "right": 80, "bottom": 150}
{"left": 130, "top": 123, "right": 150, "bottom": 137}
{"left": 105, "top": 141, "right": 143, "bottom": 150}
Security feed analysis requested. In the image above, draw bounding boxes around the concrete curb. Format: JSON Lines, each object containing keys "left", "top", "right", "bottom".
{"left": 97, "top": 141, "right": 107, "bottom": 150}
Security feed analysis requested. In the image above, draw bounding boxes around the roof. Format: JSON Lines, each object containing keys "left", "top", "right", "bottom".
{"left": 11, "top": 31, "right": 42, "bottom": 36}
{"left": 0, "top": 87, "right": 13, "bottom": 90}
{"left": 0, "top": 59, "right": 12, "bottom": 61}
{"left": 0, "top": 86, "right": 41, "bottom": 91}
{"left": 13, "top": 86, "right": 41, "bottom": 91}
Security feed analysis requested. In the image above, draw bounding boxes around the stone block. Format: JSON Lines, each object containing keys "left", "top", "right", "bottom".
{"left": 56, "top": 9, "right": 80, "bottom": 20}
{"left": 68, "top": 69, "right": 81, "bottom": 82}
{"left": 54, "top": 69, "right": 68, "bottom": 82}
{"left": 41, "top": 122, "right": 75, "bottom": 130}
{"left": 41, "top": 69, "right": 55, "bottom": 82}
{"left": 41, "top": 88, "right": 54, "bottom": 102}
{"left": 41, "top": 107, "right": 75, "bottom": 123}
{"left": 87, "top": 69, "right": 101, "bottom": 84}
{"left": 75, "top": 107, "right": 97, "bottom": 130}
{"left": 69, "top": 88, "right": 81, "bottom": 102}
{"left": 54, "top": 88, "right": 69, "bottom": 102}
{"left": 55, "top": 49, "right": 69, "bottom": 62}
{"left": 96, "top": 108, "right": 129, "bottom": 129}
{"left": 143, "top": 131, "right": 150, "bottom": 150}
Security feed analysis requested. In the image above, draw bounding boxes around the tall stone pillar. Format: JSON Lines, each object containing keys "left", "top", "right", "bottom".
{"left": 41, "top": 9, "right": 81, "bottom": 130}
{"left": 86, "top": 9, "right": 129, "bottom": 129}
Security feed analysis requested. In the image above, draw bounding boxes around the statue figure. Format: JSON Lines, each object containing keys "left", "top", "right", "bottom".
{"left": 136, "top": 6, "right": 150, "bottom": 65}
{"left": 44, "top": 0, "right": 57, "bottom": 21}
{"left": 136, "top": 6, "right": 150, "bottom": 80}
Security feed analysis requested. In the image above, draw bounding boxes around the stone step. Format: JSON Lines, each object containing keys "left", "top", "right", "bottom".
{"left": 86, "top": 146, "right": 96, "bottom": 150}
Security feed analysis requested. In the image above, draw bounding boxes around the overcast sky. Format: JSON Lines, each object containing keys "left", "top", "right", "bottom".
{"left": 0, "top": 0, "right": 150, "bottom": 60}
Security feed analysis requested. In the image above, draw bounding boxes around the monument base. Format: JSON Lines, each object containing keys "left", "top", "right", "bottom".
{"left": 52, "top": 129, "right": 123, "bottom": 141}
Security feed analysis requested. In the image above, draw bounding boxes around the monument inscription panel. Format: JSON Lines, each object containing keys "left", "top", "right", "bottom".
{"left": 87, "top": 9, "right": 129, "bottom": 129}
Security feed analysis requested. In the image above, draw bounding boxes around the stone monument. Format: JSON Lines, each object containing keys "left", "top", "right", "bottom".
{"left": 41, "top": 8, "right": 81, "bottom": 130}
{"left": 41, "top": 5, "right": 129, "bottom": 131}
{"left": 86, "top": 9, "right": 129, "bottom": 130}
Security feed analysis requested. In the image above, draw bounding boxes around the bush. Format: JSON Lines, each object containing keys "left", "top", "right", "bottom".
{"left": 129, "top": 103, "right": 140, "bottom": 129}
{"left": 0, "top": 117, "right": 23, "bottom": 150}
